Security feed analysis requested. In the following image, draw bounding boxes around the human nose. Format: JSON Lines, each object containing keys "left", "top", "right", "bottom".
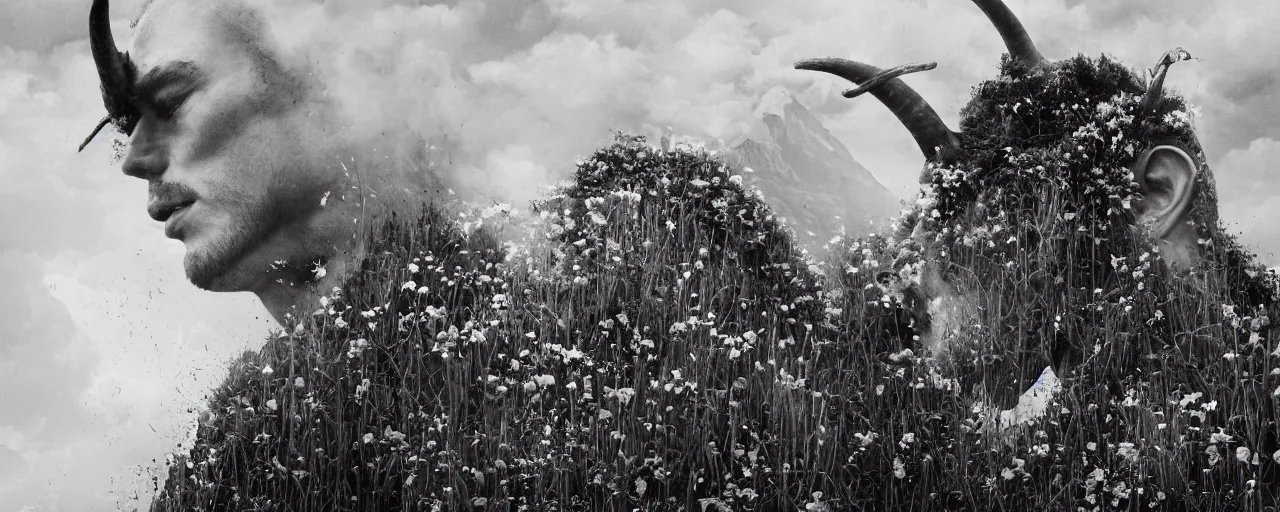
{"left": 121, "top": 118, "right": 169, "bottom": 180}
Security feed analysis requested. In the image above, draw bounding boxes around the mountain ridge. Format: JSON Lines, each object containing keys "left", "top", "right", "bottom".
{"left": 721, "top": 91, "right": 902, "bottom": 256}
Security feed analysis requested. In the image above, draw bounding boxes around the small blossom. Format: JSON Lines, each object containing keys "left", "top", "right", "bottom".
{"left": 533, "top": 374, "right": 556, "bottom": 387}
{"left": 1206, "top": 445, "right": 1221, "bottom": 465}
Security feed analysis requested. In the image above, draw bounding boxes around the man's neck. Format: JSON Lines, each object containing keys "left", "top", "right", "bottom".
{"left": 248, "top": 137, "right": 444, "bottom": 328}
{"left": 254, "top": 240, "right": 363, "bottom": 327}
{"left": 253, "top": 225, "right": 368, "bottom": 328}
{"left": 253, "top": 191, "right": 432, "bottom": 327}
{"left": 251, "top": 177, "right": 384, "bottom": 328}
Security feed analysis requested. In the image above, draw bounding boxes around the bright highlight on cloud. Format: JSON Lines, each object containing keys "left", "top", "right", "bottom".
{"left": 1, "top": 0, "right": 1278, "bottom": 509}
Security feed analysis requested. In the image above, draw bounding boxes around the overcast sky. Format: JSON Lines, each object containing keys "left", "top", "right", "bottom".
{"left": 2, "top": 0, "right": 1278, "bottom": 509}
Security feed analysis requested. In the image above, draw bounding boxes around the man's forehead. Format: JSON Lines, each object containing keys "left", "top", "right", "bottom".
{"left": 129, "top": 0, "right": 244, "bottom": 72}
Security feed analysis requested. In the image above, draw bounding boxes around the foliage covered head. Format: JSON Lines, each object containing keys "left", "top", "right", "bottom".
{"left": 932, "top": 50, "right": 1216, "bottom": 235}
{"left": 796, "top": 0, "right": 1279, "bottom": 400}
{"left": 797, "top": 0, "right": 1220, "bottom": 264}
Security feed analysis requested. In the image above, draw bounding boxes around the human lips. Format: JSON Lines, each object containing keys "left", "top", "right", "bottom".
{"left": 162, "top": 202, "right": 196, "bottom": 239}
{"left": 148, "top": 192, "right": 197, "bottom": 239}
{"left": 149, "top": 197, "right": 196, "bottom": 223}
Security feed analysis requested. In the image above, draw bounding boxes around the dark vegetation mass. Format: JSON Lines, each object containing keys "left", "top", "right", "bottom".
{"left": 150, "top": 55, "right": 1280, "bottom": 511}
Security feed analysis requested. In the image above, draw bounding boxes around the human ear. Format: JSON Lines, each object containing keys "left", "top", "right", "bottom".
{"left": 1131, "top": 145, "right": 1198, "bottom": 239}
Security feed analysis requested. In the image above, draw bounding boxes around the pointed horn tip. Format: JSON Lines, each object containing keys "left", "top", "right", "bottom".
{"left": 89, "top": 0, "right": 114, "bottom": 37}
{"left": 78, "top": 115, "right": 112, "bottom": 153}
{"left": 794, "top": 59, "right": 826, "bottom": 70}
{"left": 840, "top": 62, "right": 939, "bottom": 99}
{"left": 970, "top": 0, "right": 1046, "bottom": 70}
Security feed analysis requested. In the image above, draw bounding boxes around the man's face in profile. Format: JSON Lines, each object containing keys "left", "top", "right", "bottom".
{"left": 120, "top": 0, "right": 338, "bottom": 292}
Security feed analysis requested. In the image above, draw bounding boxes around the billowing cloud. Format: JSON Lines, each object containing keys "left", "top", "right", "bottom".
{"left": 0, "top": 0, "right": 150, "bottom": 51}
{"left": 1215, "top": 137, "right": 1280, "bottom": 262}
{"left": 0, "top": 250, "right": 97, "bottom": 491}
{"left": 1, "top": 0, "right": 1279, "bottom": 509}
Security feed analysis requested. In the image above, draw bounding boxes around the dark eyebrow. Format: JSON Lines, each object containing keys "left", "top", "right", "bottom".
{"left": 132, "top": 60, "right": 206, "bottom": 100}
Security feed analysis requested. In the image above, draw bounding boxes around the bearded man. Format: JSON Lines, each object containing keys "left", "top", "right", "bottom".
{"left": 81, "top": 0, "right": 443, "bottom": 326}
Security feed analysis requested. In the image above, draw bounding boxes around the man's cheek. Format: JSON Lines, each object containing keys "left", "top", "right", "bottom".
{"left": 186, "top": 204, "right": 232, "bottom": 244}
{"left": 183, "top": 90, "right": 274, "bottom": 163}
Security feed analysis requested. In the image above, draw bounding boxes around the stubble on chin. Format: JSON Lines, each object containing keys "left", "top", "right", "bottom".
{"left": 184, "top": 226, "right": 246, "bottom": 290}
{"left": 183, "top": 205, "right": 279, "bottom": 292}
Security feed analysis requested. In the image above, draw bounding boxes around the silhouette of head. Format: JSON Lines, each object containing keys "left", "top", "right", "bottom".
{"left": 83, "top": 0, "right": 435, "bottom": 323}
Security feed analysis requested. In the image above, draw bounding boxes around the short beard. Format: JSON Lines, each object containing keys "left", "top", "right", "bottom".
{"left": 184, "top": 194, "right": 284, "bottom": 291}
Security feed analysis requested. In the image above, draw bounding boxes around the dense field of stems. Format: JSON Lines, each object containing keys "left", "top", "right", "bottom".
{"left": 151, "top": 55, "right": 1280, "bottom": 511}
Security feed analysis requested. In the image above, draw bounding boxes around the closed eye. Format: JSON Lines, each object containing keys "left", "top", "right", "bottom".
{"left": 153, "top": 92, "right": 191, "bottom": 120}
{"left": 131, "top": 60, "right": 206, "bottom": 122}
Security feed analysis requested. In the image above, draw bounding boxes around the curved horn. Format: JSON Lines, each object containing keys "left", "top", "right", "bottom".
{"left": 970, "top": 0, "right": 1045, "bottom": 70}
{"left": 1140, "top": 47, "right": 1193, "bottom": 115}
{"left": 840, "top": 62, "right": 938, "bottom": 99}
{"left": 795, "top": 58, "right": 960, "bottom": 161}
{"left": 82, "top": 0, "right": 136, "bottom": 151}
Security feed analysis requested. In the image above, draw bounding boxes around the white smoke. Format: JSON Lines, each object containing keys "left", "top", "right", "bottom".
{"left": 226, "top": 0, "right": 999, "bottom": 209}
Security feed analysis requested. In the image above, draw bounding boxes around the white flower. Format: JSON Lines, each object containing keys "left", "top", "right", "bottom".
{"left": 261, "top": 365, "right": 274, "bottom": 376}
{"left": 609, "top": 387, "right": 635, "bottom": 405}
{"left": 1206, "top": 445, "right": 1221, "bottom": 465}
{"left": 533, "top": 374, "right": 556, "bottom": 387}
{"left": 384, "top": 426, "right": 407, "bottom": 445}
{"left": 1116, "top": 442, "right": 1138, "bottom": 463}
